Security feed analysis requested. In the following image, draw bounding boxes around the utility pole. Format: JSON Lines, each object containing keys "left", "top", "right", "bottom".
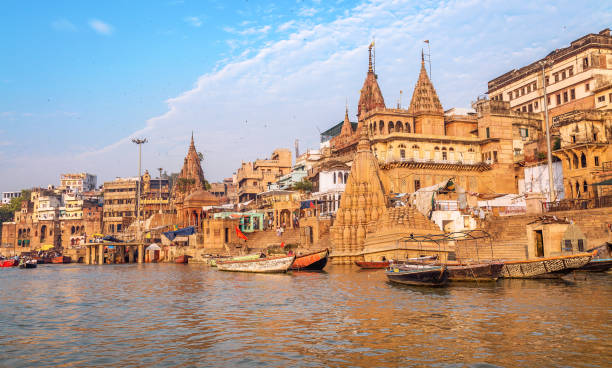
{"left": 539, "top": 59, "right": 555, "bottom": 202}
{"left": 158, "top": 167, "right": 163, "bottom": 214}
{"left": 132, "top": 138, "right": 147, "bottom": 242}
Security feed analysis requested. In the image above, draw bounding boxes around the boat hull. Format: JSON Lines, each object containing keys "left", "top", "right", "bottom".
{"left": 500, "top": 253, "right": 592, "bottom": 279}
{"left": 175, "top": 255, "right": 191, "bottom": 264}
{"left": 579, "top": 258, "right": 612, "bottom": 272}
{"left": 291, "top": 249, "right": 329, "bottom": 270}
{"left": 217, "top": 255, "right": 295, "bottom": 273}
{"left": 386, "top": 265, "right": 449, "bottom": 286}
{"left": 52, "top": 256, "right": 72, "bottom": 264}
{"left": 448, "top": 262, "right": 505, "bottom": 281}
{"left": 1, "top": 259, "right": 18, "bottom": 267}
{"left": 19, "top": 262, "right": 37, "bottom": 269}
{"left": 355, "top": 260, "right": 390, "bottom": 269}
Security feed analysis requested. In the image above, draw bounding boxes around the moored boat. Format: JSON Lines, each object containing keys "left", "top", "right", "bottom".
{"left": 579, "top": 258, "right": 612, "bottom": 272}
{"left": 447, "top": 262, "right": 505, "bottom": 282}
{"left": 500, "top": 252, "right": 593, "bottom": 279}
{"left": 386, "top": 264, "right": 449, "bottom": 286}
{"left": 355, "top": 260, "right": 390, "bottom": 269}
{"left": 1, "top": 259, "right": 18, "bottom": 267}
{"left": 175, "top": 255, "right": 191, "bottom": 264}
{"left": 19, "top": 259, "right": 37, "bottom": 269}
{"left": 52, "top": 256, "right": 72, "bottom": 264}
{"left": 217, "top": 255, "right": 295, "bottom": 273}
{"left": 291, "top": 249, "right": 329, "bottom": 270}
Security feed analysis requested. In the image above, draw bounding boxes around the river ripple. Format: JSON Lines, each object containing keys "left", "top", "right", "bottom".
{"left": 0, "top": 264, "right": 611, "bottom": 367}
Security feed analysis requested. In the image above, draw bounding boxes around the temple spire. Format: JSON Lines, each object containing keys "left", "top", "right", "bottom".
{"left": 368, "top": 42, "right": 373, "bottom": 73}
{"left": 408, "top": 54, "right": 443, "bottom": 116}
{"left": 358, "top": 42, "right": 385, "bottom": 119}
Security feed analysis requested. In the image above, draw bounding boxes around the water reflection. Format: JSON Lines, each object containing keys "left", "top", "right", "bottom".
{"left": 0, "top": 265, "right": 610, "bottom": 367}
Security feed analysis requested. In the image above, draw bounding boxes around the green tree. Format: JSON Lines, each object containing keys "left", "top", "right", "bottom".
{"left": 0, "top": 190, "right": 30, "bottom": 237}
{"left": 291, "top": 179, "right": 313, "bottom": 192}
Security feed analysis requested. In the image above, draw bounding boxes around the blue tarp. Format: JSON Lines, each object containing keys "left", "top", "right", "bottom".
{"left": 102, "top": 235, "right": 123, "bottom": 243}
{"left": 163, "top": 226, "right": 195, "bottom": 241}
{"left": 300, "top": 200, "right": 317, "bottom": 210}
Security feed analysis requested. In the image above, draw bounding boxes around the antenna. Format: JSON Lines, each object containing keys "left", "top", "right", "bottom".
{"left": 424, "top": 40, "right": 432, "bottom": 81}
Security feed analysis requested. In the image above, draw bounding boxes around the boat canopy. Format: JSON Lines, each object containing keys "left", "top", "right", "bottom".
{"left": 146, "top": 244, "right": 161, "bottom": 251}
{"left": 40, "top": 244, "right": 54, "bottom": 251}
{"left": 163, "top": 226, "right": 195, "bottom": 241}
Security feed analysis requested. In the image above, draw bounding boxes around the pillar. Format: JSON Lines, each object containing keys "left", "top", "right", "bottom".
{"left": 138, "top": 244, "right": 144, "bottom": 264}
{"left": 128, "top": 246, "right": 135, "bottom": 263}
{"left": 98, "top": 243, "right": 104, "bottom": 265}
{"left": 119, "top": 245, "right": 125, "bottom": 264}
{"left": 85, "top": 245, "right": 91, "bottom": 265}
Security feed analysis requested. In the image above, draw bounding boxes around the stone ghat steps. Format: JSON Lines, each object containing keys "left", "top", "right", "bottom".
{"left": 243, "top": 228, "right": 301, "bottom": 250}
{"left": 385, "top": 206, "right": 440, "bottom": 231}
{"left": 457, "top": 242, "right": 528, "bottom": 261}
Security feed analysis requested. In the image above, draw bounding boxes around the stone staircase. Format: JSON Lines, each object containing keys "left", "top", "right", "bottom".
{"left": 243, "top": 228, "right": 301, "bottom": 250}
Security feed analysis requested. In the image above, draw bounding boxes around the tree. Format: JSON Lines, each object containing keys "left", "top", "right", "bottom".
{"left": 0, "top": 190, "right": 30, "bottom": 238}
{"left": 291, "top": 179, "right": 313, "bottom": 192}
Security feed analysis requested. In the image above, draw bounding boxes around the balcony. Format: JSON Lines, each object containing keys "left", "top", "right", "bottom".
{"left": 542, "top": 195, "right": 612, "bottom": 212}
{"left": 603, "top": 161, "right": 612, "bottom": 172}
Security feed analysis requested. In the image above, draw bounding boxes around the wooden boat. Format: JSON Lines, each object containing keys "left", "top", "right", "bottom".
{"left": 217, "top": 255, "right": 295, "bottom": 273}
{"left": 175, "top": 255, "right": 191, "bottom": 264}
{"left": 386, "top": 264, "right": 449, "bottom": 286}
{"left": 1, "top": 259, "right": 18, "bottom": 267}
{"left": 500, "top": 252, "right": 593, "bottom": 279}
{"left": 579, "top": 258, "right": 612, "bottom": 272}
{"left": 355, "top": 260, "right": 390, "bottom": 269}
{"left": 291, "top": 249, "right": 329, "bottom": 270}
{"left": 19, "top": 259, "right": 37, "bottom": 269}
{"left": 52, "top": 256, "right": 72, "bottom": 264}
{"left": 447, "top": 262, "right": 505, "bottom": 282}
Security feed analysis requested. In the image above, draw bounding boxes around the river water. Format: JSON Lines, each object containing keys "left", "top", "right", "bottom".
{"left": 0, "top": 264, "right": 610, "bottom": 367}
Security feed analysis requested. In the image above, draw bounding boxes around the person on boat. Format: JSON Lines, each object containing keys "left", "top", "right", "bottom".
{"left": 287, "top": 250, "right": 294, "bottom": 257}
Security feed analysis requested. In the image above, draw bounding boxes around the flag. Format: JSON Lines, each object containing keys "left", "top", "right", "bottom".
{"left": 309, "top": 201, "right": 315, "bottom": 209}
{"left": 424, "top": 40, "right": 429, "bottom": 43}
{"left": 280, "top": 242, "right": 285, "bottom": 248}
{"left": 235, "top": 226, "right": 248, "bottom": 240}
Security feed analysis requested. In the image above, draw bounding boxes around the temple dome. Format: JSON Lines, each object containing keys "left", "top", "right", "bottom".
{"left": 184, "top": 189, "right": 220, "bottom": 206}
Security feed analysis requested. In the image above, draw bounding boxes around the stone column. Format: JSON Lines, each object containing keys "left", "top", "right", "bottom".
{"left": 119, "top": 245, "right": 125, "bottom": 264}
{"left": 85, "top": 245, "right": 91, "bottom": 265}
{"left": 138, "top": 244, "right": 144, "bottom": 264}
{"left": 128, "top": 246, "right": 135, "bottom": 263}
{"left": 98, "top": 243, "right": 104, "bottom": 265}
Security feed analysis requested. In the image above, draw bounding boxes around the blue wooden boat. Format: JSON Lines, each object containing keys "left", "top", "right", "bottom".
{"left": 386, "top": 264, "right": 449, "bottom": 286}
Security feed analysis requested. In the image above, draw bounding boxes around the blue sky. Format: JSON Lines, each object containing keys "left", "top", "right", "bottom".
{"left": 1, "top": 0, "right": 611, "bottom": 192}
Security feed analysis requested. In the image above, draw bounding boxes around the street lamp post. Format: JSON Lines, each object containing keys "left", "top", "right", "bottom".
{"left": 132, "top": 138, "right": 148, "bottom": 243}
{"left": 158, "top": 167, "right": 163, "bottom": 214}
{"left": 539, "top": 59, "right": 555, "bottom": 202}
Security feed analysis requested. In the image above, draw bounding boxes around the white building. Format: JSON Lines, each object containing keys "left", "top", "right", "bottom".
{"left": 60, "top": 173, "right": 97, "bottom": 193}
{"left": 523, "top": 161, "right": 565, "bottom": 200}
{"left": 2, "top": 191, "right": 21, "bottom": 205}
{"left": 311, "top": 160, "right": 350, "bottom": 217}
{"left": 37, "top": 195, "right": 62, "bottom": 221}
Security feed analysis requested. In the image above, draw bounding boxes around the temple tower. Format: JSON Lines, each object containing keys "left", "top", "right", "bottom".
{"left": 171, "top": 133, "right": 207, "bottom": 204}
{"left": 408, "top": 52, "right": 444, "bottom": 135}
{"left": 357, "top": 43, "right": 386, "bottom": 120}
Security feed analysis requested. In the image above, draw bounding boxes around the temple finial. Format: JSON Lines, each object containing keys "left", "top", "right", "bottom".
{"left": 421, "top": 49, "right": 424, "bottom": 64}
{"left": 368, "top": 42, "right": 373, "bottom": 73}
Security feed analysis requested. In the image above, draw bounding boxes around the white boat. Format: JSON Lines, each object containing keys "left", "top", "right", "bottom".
{"left": 216, "top": 255, "right": 295, "bottom": 273}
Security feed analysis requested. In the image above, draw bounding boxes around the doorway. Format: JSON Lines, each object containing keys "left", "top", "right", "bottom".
{"left": 534, "top": 230, "right": 544, "bottom": 257}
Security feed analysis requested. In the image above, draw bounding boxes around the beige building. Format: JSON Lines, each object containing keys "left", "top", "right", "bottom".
{"left": 488, "top": 29, "right": 612, "bottom": 121}
{"left": 103, "top": 177, "right": 138, "bottom": 234}
{"left": 60, "top": 173, "right": 97, "bottom": 192}
{"left": 236, "top": 149, "right": 292, "bottom": 202}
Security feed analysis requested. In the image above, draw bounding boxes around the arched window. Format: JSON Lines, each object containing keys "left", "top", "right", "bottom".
{"left": 71, "top": 226, "right": 75, "bottom": 234}
{"left": 379, "top": 120, "right": 384, "bottom": 134}
{"left": 567, "top": 158, "right": 571, "bottom": 170}
{"left": 468, "top": 148, "right": 474, "bottom": 152}
{"left": 572, "top": 153, "right": 579, "bottom": 168}
{"left": 405, "top": 122, "right": 411, "bottom": 133}
{"left": 434, "top": 146, "right": 440, "bottom": 151}
{"left": 18, "top": 229, "right": 22, "bottom": 238}
{"left": 580, "top": 153, "right": 587, "bottom": 168}
{"left": 388, "top": 121, "right": 394, "bottom": 134}
{"left": 442, "top": 147, "right": 448, "bottom": 160}
{"left": 344, "top": 173, "right": 348, "bottom": 183}
{"left": 575, "top": 182, "right": 580, "bottom": 197}
{"left": 26, "top": 228, "right": 30, "bottom": 237}
{"left": 412, "top": 144, "right": 419, "bottom": 149}
{"left": 399, "top": 144, "right": 406, "bottom": 159}
{"left": 583, "top": 181, "right": 588, "bottom": 195}
{"left": 333, "top": 172, "right": 336, "bottom": 184}
{"left": 449, "top": 147, "right": 454, "bottom": 151}
{"left": 396, "top": 121, "right": 403, "bottom": 132}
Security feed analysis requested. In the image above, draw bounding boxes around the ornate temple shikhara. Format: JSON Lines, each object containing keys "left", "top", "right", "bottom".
{"left": 330, "top": 127, "right": 389, "bottom": 264}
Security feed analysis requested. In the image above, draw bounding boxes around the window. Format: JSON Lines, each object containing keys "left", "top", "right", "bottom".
{"left": 571, "top": 135, "right": 576, "bottom": 143}
{"left": 554, "top": 73, "right": 559, "bottom": 83}
{"left": 545, "top": 76, "right": 550, "bottom": 86}
{"left": 486, "top": 127, "right": 490, "bottom": 138}
{"left": 556, "top": 94, "right": 561, "bottom": 105}
{"left": 578, "top": 239, "right": 584, "bottom": 252}
{"left": 563, "top": 240, "right": 573, "bottom": 252}
{"left": 585, "top": 83, "right": 590, "bottom": 91}
{"left": 534, "top": 101, "right": 539, "bottom": 109}
{"left": 568, "top": 66, "right": 573, "bottom": 76}
{"left": 522, "top": 106, "right": 527, "bottom": 112}
{"left": 522, "top": 87, "right": 526, "bottom": 95}
{"left": 442, "top": 151, "right": 447, "bottom": 160}
{"left": 595, "top": 156, "right": 600, "bottom": 166}
{"left": 561, "top": 71, "right": 566, "bottom": 79}
{"left": 581, "top": 153, "right": 587, "bottom": 168}
{"left": 547, "top": 96, "right": 551, "bottom": 105}
{"left": 528, "top": 104, "right": 533, "bottom": 112}
{"left": 520, "top": 128, "right": 529, "bottom": 138}
{"left": 527, "top": 85, "right": 531, "bottom": 93}
{"left": 414, "top": 180, "right": 421, "bottom": 191}
{"left": 598, "top": 95, "right": 605, "bottom": 102}
{"left": 515, "top": 91, "right": 519, "bottom": 98}
{"left": 493, "top": 151, "right": 498, "bottom": 163}
{"left": 563, "top": 91, "right": 568, "bottom": 103}
{"left": 508, "top": 92, "right": 513, "bottom": 100}
{"left": 532, "top": 82, "right": 537, "bottom": 90}
{"left": 570, "top": 88, "right": 575, "bottom": 100}
{"left": 583, "top": 57, "right": 589, "bottom": 68}
{"left": 583, "top": 181, "right": 588, "bottom": 194}
{"left": 333, "top": 172, "right": 336, "bottom": 184}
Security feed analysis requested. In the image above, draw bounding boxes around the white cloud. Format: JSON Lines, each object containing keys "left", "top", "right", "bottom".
{"left": 184, "top": 16, "right": 202, "bottom": 27}
{"left": 298, "top": 7, "right": 319, "bottom": 17}
{"left": 224, "top": 25, "right": 272, "bottom": 36}
{"left": 51, "top": 18, "right": 77, "bottom": 32}
{"left": 277, "top": 20, "right": 295, "bottom": 32}
{"left": 89, "top": 19, "right": 114, "bottom": 35}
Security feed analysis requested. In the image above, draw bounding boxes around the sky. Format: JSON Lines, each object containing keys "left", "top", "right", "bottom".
{"left": 1, "top": 0, "right": 611, "bottom": 193}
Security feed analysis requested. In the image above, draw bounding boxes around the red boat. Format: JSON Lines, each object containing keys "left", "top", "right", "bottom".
{"left": 52, "top": 256, "right": 72, "bottom": 264}
{"left": 175, "top": 255, "right": 191, "bottom": 264}
{"left": 291, "top": 249, "right": 329, "bottom": 270}
{"left": 1, "top": 259, "right": 18, "bottom": 267}
{"left": 355, "top": 260, "right": 390, "bottom": 269}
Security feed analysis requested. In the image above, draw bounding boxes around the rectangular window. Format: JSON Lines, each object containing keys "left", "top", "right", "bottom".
{"left": 522, "top": 106, "right": 527, "bottom": 112}
{"left": 585, "top": 83, "right": 590, "bottom": 91}
{"left": 598, "top": 96, "right": 605, "bottom": 102}
{"left": 486, "top": 127, "right": 490, "bottom": 138}
{"left": 515, "top": 91, "right": 519, "bottom": 98}
{"left": 533, "top": 82, "right": 537, "bottom": 90}
{"left": 595, "top": 156, "right": 600, "bottom": 166}
{"left": 442, "top": 151, "right": 447, "bottom": 160}
{"left": 556, "top": 94, "right": 561, "bottom": 105}
{"left": 564, "top": 240, "right": 573, "bottom": 252}
{"left": 554, "top": 73, "right": 559, "bottom": 82}
{"left": 534, "top": 101, "right": 539, "bottom": 109}
{"left": 561, "top": 71, "right": 566, "bottom": 79}
{"left": 528, "top": 104, "right": 533, "bottom": 112}
{"left": 508, "top": 92, "right": 513, "bottom": 100}
{"left": 563, "top": 91, "right": 568, "bottom": 103}
{"left": 521, "top": 87, "right": 526, "bottom": 95}
{"left": 547, "top": 96, "right": 551, "bottom": 105}
{"left": 493, "top": 151, "right": 498, "bottom": 163}
{"left": 578, "top": 239, "right": 584, "bottom": 252}
{"left": 568, "top": 66, "right": 573, "bottom": 76}
{"left": 545, "top": 76, "right": 550, "bottom": 86}
{"left": 414, "top": 180, "right": 421, "bottom": 191}
{"left": 571, "top": 89, "right": 575, "bottom": 100}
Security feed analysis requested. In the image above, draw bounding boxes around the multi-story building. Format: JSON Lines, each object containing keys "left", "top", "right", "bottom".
{"left": 310, "top": 160, "right": 350, "bottom": 217}
{"left": 236, "top": 149, "right": 292, "bottom": 202}
{"left": 103, "top": 177, "right": 138, "bottom": 234}
{"left": 141, "top": 170, "right": 170, "bottom": 219}
{"left": 60, "top": 173, "right": 97, "bottom": 193}
{"left": 2, "top": 191, "right": 21, "bottom": 205}
{"left": 488, "top": 29, "right": 612, "bottom": 121}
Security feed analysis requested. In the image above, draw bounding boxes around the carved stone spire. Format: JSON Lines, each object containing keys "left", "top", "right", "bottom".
{"left": 357, "top": 44, "right": 385, "bottom": 120}
{"left": 339, "top": 104, "right": 353, "bottom": 136}
{"left": 408, "top": 55, "right": 443, "bottom": 116}
{"left": 171, "top": 134, "right": 206, "bottom": 203}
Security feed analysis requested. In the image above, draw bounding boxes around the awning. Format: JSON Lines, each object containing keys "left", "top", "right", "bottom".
{"left": 146, "top": 244, "right": 161, "bottom": 251}
{"left": 102, "top": 235, "right": 123, "bottom": 243}
{"left": 163, "top": 226, "right": 195, "bottom": 241}
{"left": 592, "top": 179, "right": 612, "bottom": 186}
{"left": 41, "top": 244, "right": 54, "bottom": 251}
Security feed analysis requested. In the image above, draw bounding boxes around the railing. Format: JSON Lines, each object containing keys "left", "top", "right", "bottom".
{"left": 542, "top": 195, "right": 612, "bottom": 212}
{"left": 434, "top": 202, "right": 458, "bottom": 211}
{"left": 387, "top": 157, "right": 479, "bottom": 165}
{"left": 603, "top": 161, "right": 612, "bottom": 172}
